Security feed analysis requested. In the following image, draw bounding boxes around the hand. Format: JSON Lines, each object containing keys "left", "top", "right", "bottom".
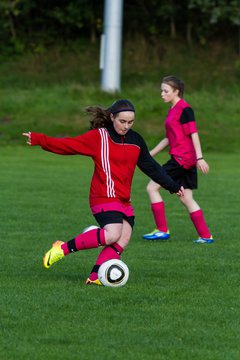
{"left": 22, "top": 132, "right": 31, "bottom": 145}
{"left": 197, "top": 159, "right": 209, "bottom": 174}
{"left": 177, "top": 186, "right": 184, "bottom": 197}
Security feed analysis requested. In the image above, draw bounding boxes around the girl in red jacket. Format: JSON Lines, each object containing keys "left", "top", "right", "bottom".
{"left": 23, "top": 99, "right": 184, "bottom": 285}
{"left": 142, "top": 76, "right": 214, "bottom": 244}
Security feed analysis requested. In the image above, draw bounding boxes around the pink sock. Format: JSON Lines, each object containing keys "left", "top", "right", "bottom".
{"left": 190, "top": 209, "right": 211, "bottom": 238}
{"left": 89, "top": 243, "right": 124, "bottom": 281}
{"left": 151, "top": 201, "right": 168, "bottom": 232}
{"left": 61, "top": 228, "right": 106, "bottom": 255}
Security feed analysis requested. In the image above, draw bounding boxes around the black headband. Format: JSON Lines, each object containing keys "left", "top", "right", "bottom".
{"left": 111, "top": 108, "right": 135, "bottom": 115}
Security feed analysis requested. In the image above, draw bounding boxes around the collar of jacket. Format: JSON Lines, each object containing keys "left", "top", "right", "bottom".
{"left": 106, "top": 123, "right": 126, "bottom": 143}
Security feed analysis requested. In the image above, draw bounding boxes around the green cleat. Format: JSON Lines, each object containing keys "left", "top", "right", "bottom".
{"left": 43, "top": 241, "right": 64, "bottom": 269}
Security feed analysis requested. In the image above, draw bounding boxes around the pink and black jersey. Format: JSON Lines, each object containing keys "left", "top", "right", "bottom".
{"left": 165, "top": 98, "right": 198, "bottom": 169}
{"left": 31, "top": 124, "right": 180, "bottom": 208}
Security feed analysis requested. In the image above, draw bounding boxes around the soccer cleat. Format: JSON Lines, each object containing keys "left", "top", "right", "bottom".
{"left": 142, "top": 229, "right": 170, "bottom": 241}
{"left": 43, "top": 241, "right": 65, "bottom": 269}
{"left": 193, "top": 236, "right": 214, "bottom": 244}
{"left": 86, "top": 278, "right": 102, "bottom": 286}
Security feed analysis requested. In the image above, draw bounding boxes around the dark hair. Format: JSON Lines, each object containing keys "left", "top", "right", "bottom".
{"left": 162, "top": 75, "right": 185, "bottom": 98}
{"left": 86, "top": 99, "right": 135, "bottom": 129}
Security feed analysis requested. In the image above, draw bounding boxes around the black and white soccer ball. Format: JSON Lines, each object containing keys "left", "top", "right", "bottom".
{"left": 98, "top": 259, "right": 129, "bottom": 287}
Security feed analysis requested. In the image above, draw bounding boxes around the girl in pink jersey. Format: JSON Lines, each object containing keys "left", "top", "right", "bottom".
{"left": 23, "top": 99, "right": 184, "bottom": 285}
{"left": 142, "top": 76, "right": 214, "bottom": 244}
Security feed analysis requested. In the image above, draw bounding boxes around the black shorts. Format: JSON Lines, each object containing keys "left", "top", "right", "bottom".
{"left": 163, "top": 157, "right": 197, "bottom": 190}
{"left": 94, "top": 211, "right": 135, "bottom": 229}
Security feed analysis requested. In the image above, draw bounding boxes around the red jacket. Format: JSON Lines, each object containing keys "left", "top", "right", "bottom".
{"left": 31, "top": 125, "right": 180, "bottom": 207}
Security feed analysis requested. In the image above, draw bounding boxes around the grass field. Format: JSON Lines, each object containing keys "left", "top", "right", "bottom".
{"left": 1, "top": 146, "right": 240, "bottom": 360}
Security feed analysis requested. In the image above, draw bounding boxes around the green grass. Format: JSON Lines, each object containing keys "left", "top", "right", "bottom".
{"left": 1, "top": 84, "right": 240, "bottom": 153}
{"left": 1, "top": 42, "right": 240, "bottom": 358}
{"left": 1, "top": 147, "right": 240, "bottom": 359}
{"left": 0, "top": 42, "right": 240, "bottom": 152}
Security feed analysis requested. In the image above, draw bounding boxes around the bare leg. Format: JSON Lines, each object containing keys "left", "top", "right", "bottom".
{"left": 146, "top": 180, "right": 162, "bottom": 203}
{"left": 179, "top": 188, "right": 200, "bottom": 213}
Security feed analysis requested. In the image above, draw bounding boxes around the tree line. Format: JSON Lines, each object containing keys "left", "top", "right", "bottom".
{"left": 0, "top": 0, "right": 239, "bottom": 55}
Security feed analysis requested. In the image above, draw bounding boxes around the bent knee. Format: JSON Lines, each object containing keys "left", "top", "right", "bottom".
{"left": 179, "top": 194, "right": 193, "bottom": 207}
{"left": 146, "top": 182, "right": 160, "bottom": 194}
{"left": 104, "top": 229, "right": 122, "bottom": 245}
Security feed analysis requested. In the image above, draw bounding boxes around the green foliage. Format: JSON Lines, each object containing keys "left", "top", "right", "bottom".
{"left": 0, "top": 1, "right": 239, "bottom": 55}
{"left": 0, "top": 0, "right": 103, "bottom": 54}
{"left": 1, "top": 148, "right": 240, "bottom": 359}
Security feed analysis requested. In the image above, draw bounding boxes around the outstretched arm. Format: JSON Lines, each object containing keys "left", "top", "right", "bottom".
{"left": 22, "top": 131, "right": 97, "bottom": 156}
{"left": 22, "top": 131, "right": 83, "bottom": 154}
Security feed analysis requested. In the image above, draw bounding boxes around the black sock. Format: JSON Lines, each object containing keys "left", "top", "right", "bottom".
{"left": 67, "top": 238, "right": 77, "bottom": 253}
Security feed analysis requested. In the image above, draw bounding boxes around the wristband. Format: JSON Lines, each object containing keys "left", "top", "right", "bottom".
{"left": 197, "top": 157, "right": 204, "bottom": 161}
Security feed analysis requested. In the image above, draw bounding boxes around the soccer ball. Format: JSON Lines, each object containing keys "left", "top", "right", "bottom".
{"left": 98, "top": 259, "right": 129, "bottom": 287}
{"left": 82, "top": 225, "right": 99, "bottom": 233}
